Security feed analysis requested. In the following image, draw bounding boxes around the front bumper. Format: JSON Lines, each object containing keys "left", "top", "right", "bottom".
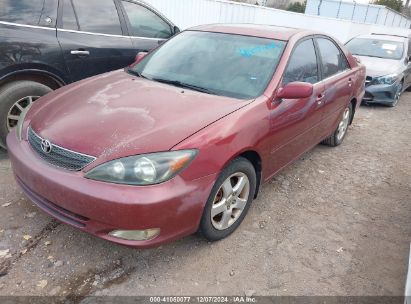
{"left": 7, "top": 131, "right": 216, "bottom": 248}
{"left": 363, "top": 81, "right": 402, "bottom": 105}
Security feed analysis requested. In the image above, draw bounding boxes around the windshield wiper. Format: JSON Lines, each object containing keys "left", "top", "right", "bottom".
{"left": 126, "top": 68, "right": 150, "bottom": 79}
{"left": 151, "top": 78, "right": 218, "bottom": 95}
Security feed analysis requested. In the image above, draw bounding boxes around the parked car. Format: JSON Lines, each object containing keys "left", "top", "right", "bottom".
{"left": 0, "top": 0, "right": 179, "bottom": 148}
{"left": 7, "top": 24, "right": 366, "bottom": 248}
{"left": 345, "top": 33, "right": 411, "bottom": 107}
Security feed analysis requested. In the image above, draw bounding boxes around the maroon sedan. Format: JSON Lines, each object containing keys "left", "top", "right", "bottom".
{"left": 7, "top": 24, "right": 365, "bottom": 248}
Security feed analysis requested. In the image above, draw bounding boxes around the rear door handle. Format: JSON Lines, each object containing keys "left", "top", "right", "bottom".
{"left": 316, "top": 93, "right": 325, "bottom": 105}
{"left": 348, "top": 78, "right": 353, "bottom": 87}
{"left": 70, "top": 50, "right": 90, "bottom": 56}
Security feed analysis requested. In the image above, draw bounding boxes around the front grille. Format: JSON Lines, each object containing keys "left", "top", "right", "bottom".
{"left": 28, "top": 127, "right": 96, "bottom": 171}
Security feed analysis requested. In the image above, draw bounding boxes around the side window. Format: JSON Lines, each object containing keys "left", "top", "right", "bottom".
{"left": 283, "top": 39, "right": 319, "bottom": 85}
{"left": 121, "top": 1, "right": 172, "bottom": 39}
{"left": 0, "top": 0, "right": 58, "bottom": 27}
{"left": 72, "top": 0, "right": 122, "bottom": 35}
{"left": 62, "top": 0, "right": 78, "bottom": 31}
{"left": 316, "top": 38, "right": 349, "bottom": 79}
{"left": 408, "top": 39, "right": 411, "bottom": 56}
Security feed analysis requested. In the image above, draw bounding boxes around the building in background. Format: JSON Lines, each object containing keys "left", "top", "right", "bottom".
{"left": 305, "top": 0, "right": 411, "bottom": 28}
{"left": 233, "top": 0, "right": 304, "bottom": 9}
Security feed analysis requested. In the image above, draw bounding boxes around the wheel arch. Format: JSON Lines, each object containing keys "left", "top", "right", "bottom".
{"left": 349, "top": 97, "right": 357, "bottom": 125}
{"left": 0, "top": 69, "right": 66, "bottom": 90}
{"left": 234, "top": 150, "right": 262, "bottom": 199}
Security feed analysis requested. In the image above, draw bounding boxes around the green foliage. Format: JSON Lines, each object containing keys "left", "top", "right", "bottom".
{"left": 287, "top": 1, "right": 307, "bottom": 13}
{"left": 372, "top": 0, "right": 403, "bottom": 12}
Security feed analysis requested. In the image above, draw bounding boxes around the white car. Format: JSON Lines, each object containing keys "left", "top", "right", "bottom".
{"left": 345, "top": 33, "right": 411, "bottom": 107}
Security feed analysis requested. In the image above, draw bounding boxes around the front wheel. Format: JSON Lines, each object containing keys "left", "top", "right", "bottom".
{"left": 322, "top": 103, "right": 352, "bottom": 147}
{"left": 387, "top": 81, "right": 403, "bottom": 108}
{"left": 199, "top": 157, "right": 256, "bottom": 241}
{"left": 0, "top": 81, "right": 52, "bottom": 149}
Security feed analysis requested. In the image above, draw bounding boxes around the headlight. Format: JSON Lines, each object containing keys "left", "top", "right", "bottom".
{"left": 85, "top": 150, "right": 197, "bottom": 185}
{"left": 373, "top": 73, "right": 400, "bottom": 85}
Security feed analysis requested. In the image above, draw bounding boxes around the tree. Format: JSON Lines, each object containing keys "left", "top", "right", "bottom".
{"left": 372, "top": 0, "right": 403, "bottom": 13}
{"left": 287, "top": 1, "right": 307, "bottom": 13}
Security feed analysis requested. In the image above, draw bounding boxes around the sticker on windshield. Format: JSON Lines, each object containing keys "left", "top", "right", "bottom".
{"left": 382, "top": 44, "right": 398, "bottom": 51}
{"left": 238, "top": 42, "right": 282, "bottom": 58}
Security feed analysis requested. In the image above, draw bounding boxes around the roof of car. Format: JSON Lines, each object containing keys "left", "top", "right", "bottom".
{"left": 189, "top": 23, "right": 310, "bottom": 40}
{"left": 355, "top": 34, "right": 407, "bottom": 42}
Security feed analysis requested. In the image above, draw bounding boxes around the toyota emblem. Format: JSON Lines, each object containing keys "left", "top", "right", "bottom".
{"left": 41, "top": 139, "right": 52, "bottom": 154}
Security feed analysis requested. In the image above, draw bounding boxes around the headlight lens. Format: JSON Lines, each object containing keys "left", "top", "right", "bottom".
{"left": 85, "top": 150, "right": 197, "bottom": 185}
{"left": 373, "top": 73, "right": 399, "bottom": 85}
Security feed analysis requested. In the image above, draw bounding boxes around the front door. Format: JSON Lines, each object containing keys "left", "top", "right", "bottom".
{"left": 267, "top": 38, "right": 325, "bottom": 175}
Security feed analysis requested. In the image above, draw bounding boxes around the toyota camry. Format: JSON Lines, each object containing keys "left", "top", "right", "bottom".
{"left": 7, "top": 24, "right": 365, "bottom": 248}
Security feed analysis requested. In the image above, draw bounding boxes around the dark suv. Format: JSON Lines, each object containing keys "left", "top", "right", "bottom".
{"left": 0, "top": 0, "right": 179, "bottom": 148}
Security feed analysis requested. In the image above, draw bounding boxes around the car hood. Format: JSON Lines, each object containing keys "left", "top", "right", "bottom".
{"left": 27, "top": 70, "right": 251, "bottom": 162}
{"left": 356, "top": 55, "right": 404, "bottom": 77}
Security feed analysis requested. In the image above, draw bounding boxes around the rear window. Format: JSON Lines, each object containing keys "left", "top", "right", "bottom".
{"left": 0, "top": 0, "right": 58, "bottom": 27}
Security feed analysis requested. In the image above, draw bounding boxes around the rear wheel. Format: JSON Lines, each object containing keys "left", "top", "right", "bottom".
{"left": 0, "top": 81, "right": 52, "bottom": 149}
{"left": 322, "top": 103, "right": 352, "bottom": 147}
{"left": 199, "top": 157, "right": 256, "bottom": 241}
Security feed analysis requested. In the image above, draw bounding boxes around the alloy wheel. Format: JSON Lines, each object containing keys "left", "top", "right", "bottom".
{"left": 392, "top": 83, "right": 403, "bottom": 107}
{"left": 211, "top": 172, "right": 250, "bottom": 231}
{"left": 6, "top": 96, "right": 39, "bottom": 131}
{"left": 336, "top": 107, "right": 350, "bottom": 142}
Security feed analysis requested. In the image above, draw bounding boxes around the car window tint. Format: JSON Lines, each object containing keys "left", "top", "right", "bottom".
{"left": 72, "top": 0, "right": 122, "bottom": 35}
{"left": 121, "top": 1, "right": 172, "bottom": 39}
{"left": 317, "top": 38, "right": 348, "bottom": 78}
{"left": 283, "top": 39, "right": 318, "bottom": 85}
{"left": 0, "top": 0, "right": 58, "bottom": 27}
{"left": 62, "top": 0, "right": 78, "bottom": 31}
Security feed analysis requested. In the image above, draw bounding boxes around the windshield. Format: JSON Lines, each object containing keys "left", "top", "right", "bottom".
{"left": 346, "top": 38, "right": 404, "bottom": 60}
{"left": 132, "top": 31, "right": 286, "bottom": 99}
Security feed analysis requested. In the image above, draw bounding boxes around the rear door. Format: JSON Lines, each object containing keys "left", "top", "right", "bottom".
{"left": 118, "top": 0, "right": 175, "bottom": 52}
{"left": 57, "top": 0, "right": 135, "bottom": 82}
{"left": 314, "top": 37, "right": 354, "bottom": 138}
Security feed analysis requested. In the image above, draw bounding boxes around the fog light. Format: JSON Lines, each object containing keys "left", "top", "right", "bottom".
{"left": 108, "top": 228, "right": 160, "bottom": 241}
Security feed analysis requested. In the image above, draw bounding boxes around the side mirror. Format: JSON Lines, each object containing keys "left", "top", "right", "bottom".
{"left": 276, "top": 82, "right": 314, "bottom": 100}
{"left": 135, "top": 51, "right": 148, "bottom": 64}
{"left": 173, "top": 26, "right": 180, "bottom": 35}
{"left": 353, "top": 56, "right": 361, "bottom": 64}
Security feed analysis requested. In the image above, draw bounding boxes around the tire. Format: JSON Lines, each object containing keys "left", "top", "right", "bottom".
{"left": 199, "top": 157, "right": 257, "bottom": 241}
{"left": 0, "top": 81, "right": 52, "bottom": 149}
{"left": 386, "top": 81, "right": 403, "bottom": 108}
{"left": 322, "top": 102, "right": 353, "bottom": 147}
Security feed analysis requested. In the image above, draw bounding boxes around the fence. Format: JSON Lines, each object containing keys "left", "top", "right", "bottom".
{"left": 306, "top": 0, "right": 411, "bottom": 29}
{"left": 145, "top": 0, "right": 411, "bottom": 43}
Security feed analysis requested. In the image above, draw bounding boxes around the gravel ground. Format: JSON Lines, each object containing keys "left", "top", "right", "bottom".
{"left": 0, "top": 94, "right": 410, "bottom": 298}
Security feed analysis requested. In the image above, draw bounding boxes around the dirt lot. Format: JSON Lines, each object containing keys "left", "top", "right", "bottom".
{"left": 0, "top": 94, "right": 410, "bottom": 298}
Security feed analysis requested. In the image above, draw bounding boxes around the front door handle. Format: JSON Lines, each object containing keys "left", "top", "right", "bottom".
{"left": 348, "top": 78, "right": 353, "bottom": 87}
{"left": 70, "top": 50, "right": 90, "bottom": 57}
